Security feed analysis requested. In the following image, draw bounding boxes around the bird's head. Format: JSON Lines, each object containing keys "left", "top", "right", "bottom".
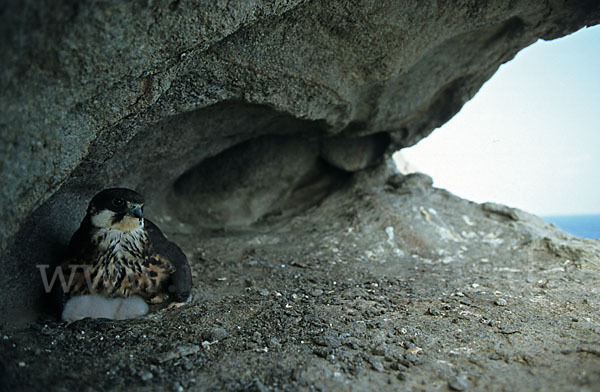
{"left": 87, "top": 188, "right": 145, "bottom": 232}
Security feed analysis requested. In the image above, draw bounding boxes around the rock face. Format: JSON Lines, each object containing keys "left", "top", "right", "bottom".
{"left": 0, "top": 1, "right": 599, "bottom": 325}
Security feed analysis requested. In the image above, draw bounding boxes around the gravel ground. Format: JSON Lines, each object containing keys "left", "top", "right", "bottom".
{"left": 2, "top": 167, "right": 599, "bottom": 391}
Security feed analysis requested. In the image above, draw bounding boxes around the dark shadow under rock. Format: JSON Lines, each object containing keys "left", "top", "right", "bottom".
{"left": 170, "top": 134, "right": 351, "bottom": 229}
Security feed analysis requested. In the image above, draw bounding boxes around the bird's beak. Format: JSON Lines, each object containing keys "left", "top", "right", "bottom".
{"left": 128, "top": 205, "right": 143, "bottom": 219}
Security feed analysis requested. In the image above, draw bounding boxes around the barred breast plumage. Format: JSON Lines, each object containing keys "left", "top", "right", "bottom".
{"left": 61, "top": 188, "right": 192, "bottom": 314}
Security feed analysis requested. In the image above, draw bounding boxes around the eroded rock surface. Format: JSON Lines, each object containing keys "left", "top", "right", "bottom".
{"left": 2, "top": 1, "right": 599, "bottom": 252}
{"left": 1, "top": 2, "right": 600, "bottom": 389}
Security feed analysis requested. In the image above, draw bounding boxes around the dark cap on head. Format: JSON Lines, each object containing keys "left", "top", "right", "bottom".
{"left": 89, "top": 188, "right": 145, "bottom": 213}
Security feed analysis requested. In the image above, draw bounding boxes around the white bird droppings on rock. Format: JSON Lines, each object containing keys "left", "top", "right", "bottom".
{"left": 462, "top": 215, "right": 475, "bottom": 226}
{"left": 494, "top": 298, "right": 508, "bottom": 307}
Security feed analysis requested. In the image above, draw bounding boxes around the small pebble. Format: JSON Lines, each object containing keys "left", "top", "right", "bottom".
{"left": 139, "top": 371, "right": 153, "bottom": 382}
{"left": 269, "top": 337, "right": 282, "bottom": 350}
{"left": 290, "top": 260, "right": 308, "bottom": 268}
{"left": 398, "top": 357, "right": 411, "bottom": 368}
{"left": 172, "top": 382, "right": 184, "bottom": 392}
{"left": 209, "top": 327, "right": 229, "bottom": 341}
{"left": 369, "top": 358, "right": 385, "bottom": 372}
{"left": 489, "top": 353, "right": 502, "bottom": 360}
{"left": 403, "top": 341, "right": 416, "bottom": 349}
{"left": 348, "top": 366, "right": 361, "bottom": 376}
{"left": 404, "top": 353, "right": 418, "bottom": 364}
{"left": 251, "top": 379, "right": 269, "bottom": 392}
{"left": 371, "top": 346, "right": 386, "bottom": 356}
{"left": 313, "top": 347, "right": 330, "bottom": 358}
{"left": 494, "top": 298, "right": 508, "bottom": 307}
{"left": 313, "top": 335, "right": 341, "bottom": 349}
{"left": 448, "top": 375, "right": 469, "bottom": 391}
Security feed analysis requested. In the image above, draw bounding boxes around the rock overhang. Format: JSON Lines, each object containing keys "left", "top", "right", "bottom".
{"left": 1, "top": 0, "right": 599, "bottom": 323}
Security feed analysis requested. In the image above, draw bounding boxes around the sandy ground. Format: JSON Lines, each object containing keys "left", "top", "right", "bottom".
{"left": 2, "top": 168, "right": 599, "bottom": 391}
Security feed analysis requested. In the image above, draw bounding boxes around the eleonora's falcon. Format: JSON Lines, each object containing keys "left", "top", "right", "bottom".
{"left": 59, "top": 188, "right": 192, "bottom": 321}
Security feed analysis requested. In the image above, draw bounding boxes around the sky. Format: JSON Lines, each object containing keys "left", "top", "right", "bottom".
{"left": 396, "top": 25, "right": 600, "bottom": 217}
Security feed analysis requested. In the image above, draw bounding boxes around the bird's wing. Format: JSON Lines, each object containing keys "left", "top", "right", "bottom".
{"left": 64, "top": 218, "right": 94, "bottom": 263}
{"left": 145, "top": 220, "right": 193, "bottom": 302}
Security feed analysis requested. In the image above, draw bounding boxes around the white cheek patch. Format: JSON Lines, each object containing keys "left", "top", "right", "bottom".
{"left": 91, "top": 210, "right": 143, "bottom": 232}
{"left": 61, "top": 294, "right": 149, "bottom": 322}
{"left": 91, "top": 209, "right": 116, "bottom": 228}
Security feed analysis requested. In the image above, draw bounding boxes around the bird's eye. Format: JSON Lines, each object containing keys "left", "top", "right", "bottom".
{"left": 113, "top": 198, "right": 125, "bottom": 207}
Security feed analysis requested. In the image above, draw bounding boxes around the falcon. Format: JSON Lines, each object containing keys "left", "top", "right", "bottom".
{"left": 60, "top": 188, "right": 192, "bottom": 318}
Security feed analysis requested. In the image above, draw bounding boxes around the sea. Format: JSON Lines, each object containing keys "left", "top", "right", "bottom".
{"left": 542, "top": 214, "right": 600, "bottom": 240}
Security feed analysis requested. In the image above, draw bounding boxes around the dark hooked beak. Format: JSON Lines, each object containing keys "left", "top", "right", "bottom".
{"left": 128, "top": 205, "right": 143, "bottom": 219}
